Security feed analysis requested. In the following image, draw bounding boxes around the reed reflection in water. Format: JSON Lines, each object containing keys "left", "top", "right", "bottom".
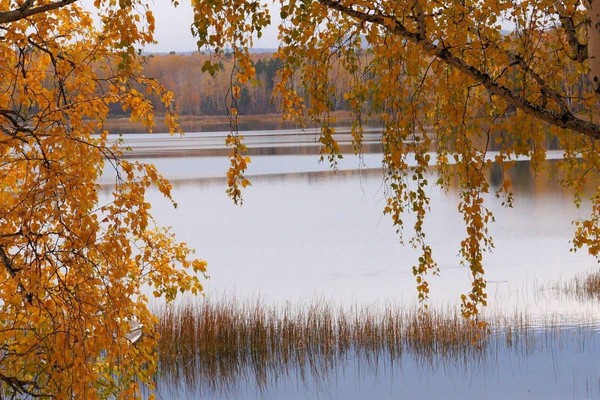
{"left": 154, "top": 299, "right": 600, "bottom": 400}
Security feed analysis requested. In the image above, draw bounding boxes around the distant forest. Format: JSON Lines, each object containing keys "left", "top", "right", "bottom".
{"left": 108, "top": 52, "right": 353, "bottom": 117}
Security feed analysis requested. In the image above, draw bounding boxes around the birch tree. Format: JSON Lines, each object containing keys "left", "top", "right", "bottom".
{"left": 196, "top": 0, "right": 600, "bottom": 319}
{"left": 0, "top": 1, "right": 204, "bottom": 398}
{"left": 2, "top": 0, "right": 600, "bottom": 398}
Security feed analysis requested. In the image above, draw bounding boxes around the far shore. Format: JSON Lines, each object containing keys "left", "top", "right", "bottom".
{"left": 103, "top": 111, "right": 359, "bottom": 134}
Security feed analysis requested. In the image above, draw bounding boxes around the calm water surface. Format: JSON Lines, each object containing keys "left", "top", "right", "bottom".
{"left": 155, "top": 328, "right": 600, "bottom": 400}
{"left": 102, "top": 130, "right": 600, "bottom": 399}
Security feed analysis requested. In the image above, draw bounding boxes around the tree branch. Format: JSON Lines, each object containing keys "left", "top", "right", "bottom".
{"left": 0, "top": 372, "right": 46, "bottom": 399}
{"left": 317, "top": 0, "right": 600, "bottom": 140}
{"left": 553, "top": 0, "right": 588, "bottom": 62}
{"left": 0, "top": 246, "right": 19, "bottom": 277}
{"left": 0, "top": 110, "right": 33, "bottom": 142}
{"left": 0, "top": 245, "right": 33, "bottom": 304}
{"left": 0, "top": 0, "right": 78, "bottom": 25}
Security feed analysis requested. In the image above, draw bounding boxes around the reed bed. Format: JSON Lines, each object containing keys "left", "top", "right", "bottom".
{"left": 155, "top": 298, "right": 491, "bottom": 394}
{"left": 573, "top": 269, "right": 600, "bottom": 299}
{"left": 550, "top": 268, "right": 600, "bottom": 301}
{"left": 154, "top": 297, "right": 600, "bottom": 396}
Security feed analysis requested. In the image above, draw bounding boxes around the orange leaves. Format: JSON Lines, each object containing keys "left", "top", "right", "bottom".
{"left": 573, "top": 192, "right": 600, "bottom": 257}
{"left": 318, "top": 124, "right": 342, "bottom": 164}
{"left": 191, "top": 0, "right": 271, "bottom": 53}
{"left": 236, "top": 55, "right": 256, "bottom": 84}
{"left": 192, "top": 259, "right": 208, "bottom": 274}
{"left": 232, "top": 84, "right": 242, "bottom": 99}
{"left": 145, "top": 10, "right": 155, "bottom": 32}
{"left": 457, "top": 181, "right": 494, "bottom": 319}
{"left": 225, "top": 134, "right": 252, "bottom": 203}
{"left": 139, "top": 228, "right": 206, "bottom": 302}
{"left": 0, "top": 1, "right": 205, "bottom": 398}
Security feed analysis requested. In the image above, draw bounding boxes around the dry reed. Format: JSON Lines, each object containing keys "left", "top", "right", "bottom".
{"left": 154, "top": 298, "right": 489, "bottom": 395}
{"left": 550, "top": 268, "right": 600, "bottom": 301}
{"left": 153, "top": 297, "right": 600, "bottom": 397}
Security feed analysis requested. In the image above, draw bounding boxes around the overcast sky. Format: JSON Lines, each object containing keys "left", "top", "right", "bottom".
{"left": 143, "top": 2, "right": 281, "bottom": 53}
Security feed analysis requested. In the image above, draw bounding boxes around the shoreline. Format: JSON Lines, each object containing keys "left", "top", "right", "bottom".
{"left": 103, "top": 111, "right": 359, "bottom": 134}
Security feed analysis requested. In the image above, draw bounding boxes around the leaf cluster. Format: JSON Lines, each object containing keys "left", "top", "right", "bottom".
{"left": 0, "top": 1, "right": 205, "bottom": 398}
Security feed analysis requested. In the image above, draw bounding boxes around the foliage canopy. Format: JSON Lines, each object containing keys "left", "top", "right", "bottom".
{"left": 196, "top": 0, "right": 600, "bottom": 319}
{"left": 1, "top": 0, "right": 600, "bottom": 398}
{"left": 0, "top": 0, "right": 205, "bottom": 398}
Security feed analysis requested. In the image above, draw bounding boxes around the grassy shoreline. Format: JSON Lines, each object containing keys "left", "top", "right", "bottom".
{"left": 154, "top": 292, "right": 600, "bottom": 395}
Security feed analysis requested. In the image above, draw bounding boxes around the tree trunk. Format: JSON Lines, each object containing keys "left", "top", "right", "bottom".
{"left": 585, "top": 0, "right": 600, "bottom": 96}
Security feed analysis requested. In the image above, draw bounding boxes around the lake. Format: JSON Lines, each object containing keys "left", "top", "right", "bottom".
{"left": 101, "top": 128, "right": 600, "bottom": 399}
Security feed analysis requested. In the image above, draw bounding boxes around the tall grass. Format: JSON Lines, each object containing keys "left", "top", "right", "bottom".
{"left": 572, "top": 269, "right": 600, "bottom": 299}
{"left": 154, "top": 297, "right": 600, "bottom": 396}
{"left": 550, "top": 268, "right": 600, "bottom": 301}
{"left": 155, "top": 298, "right": 493, "bottom": 394}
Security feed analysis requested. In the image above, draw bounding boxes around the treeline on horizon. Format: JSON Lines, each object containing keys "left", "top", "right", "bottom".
{"left": 112, "top": 51, "right": 583, "bottom": 152}
{"left": 109, "top": 52, "right": 354, "bottom": 118}
{"left": 120, "top": 50, "right": 588, "bottom": 119}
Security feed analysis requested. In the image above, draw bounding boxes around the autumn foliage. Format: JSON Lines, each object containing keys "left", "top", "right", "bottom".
{"left": 138, "top": 53, "right": 285, "bottom": 116}
{"left": 1, "top": 0, "right": 600, "bottom": 398}
{"left": 196, "top": 0, "right": 600, "bottom": 320}
{"left": 0, "top": 0, "right": 205, "bottom": 398}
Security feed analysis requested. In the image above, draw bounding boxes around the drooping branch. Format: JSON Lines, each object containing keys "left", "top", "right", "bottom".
{"left": 317, "top": 0, "right": 600, "bottom": 140}
{"left": 0, "top": 0, "right": 78, "bottom": 25}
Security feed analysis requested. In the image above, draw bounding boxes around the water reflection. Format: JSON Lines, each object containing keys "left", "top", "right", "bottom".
{"left": 105, "top": 127, "right": 384, "bottom": 158}
{"left": 154, "top": 299, "right": 600, "bottom": 400}
{"left": 98, "top": 137, "right": 600, "bottom": 399}
{"left": 99, "top": 150, "right": 597, "bottom": 316}
{"left": 156, "top": 332, "right": 600, "bottom": 400}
